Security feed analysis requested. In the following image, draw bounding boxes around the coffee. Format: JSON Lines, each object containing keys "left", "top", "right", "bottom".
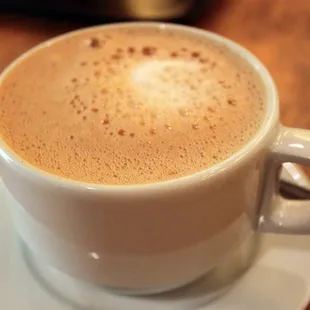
{"left": 0, "top": 25, "right": 265, "bottom": 185}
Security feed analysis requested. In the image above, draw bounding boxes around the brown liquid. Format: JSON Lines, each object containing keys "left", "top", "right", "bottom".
{"left": 0, "top": 26, "right": 265, "bottom": 185}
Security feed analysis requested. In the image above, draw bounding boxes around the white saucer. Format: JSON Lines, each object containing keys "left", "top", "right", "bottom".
{"left": 1, "top": 163, "right": 310, "bottom": 310}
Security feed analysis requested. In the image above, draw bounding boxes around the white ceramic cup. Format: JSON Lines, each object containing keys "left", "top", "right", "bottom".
{"left": 1, "top": 23, "right": 310, "bottom": 295}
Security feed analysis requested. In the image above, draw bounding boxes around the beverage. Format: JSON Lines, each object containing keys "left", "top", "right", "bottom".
{"left": 0, "top": 25, "right": 265, "bottom": 185}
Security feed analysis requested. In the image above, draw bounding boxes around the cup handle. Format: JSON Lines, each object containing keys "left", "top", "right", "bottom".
{"left": 259, "top": 125, "right": 310, "bottom": 234}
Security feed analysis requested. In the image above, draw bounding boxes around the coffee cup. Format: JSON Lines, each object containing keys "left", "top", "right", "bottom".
{"left": 0, "top": 22, "right": 310, "bottom": 295}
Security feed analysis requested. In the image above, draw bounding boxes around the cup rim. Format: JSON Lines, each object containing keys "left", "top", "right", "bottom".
{"left": 0, "top": 22, "right": 279, "bottom": 192}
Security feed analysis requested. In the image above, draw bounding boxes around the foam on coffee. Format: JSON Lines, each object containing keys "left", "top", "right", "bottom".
{"left": 0, "top": 26, "right": 265, "bottom": 184}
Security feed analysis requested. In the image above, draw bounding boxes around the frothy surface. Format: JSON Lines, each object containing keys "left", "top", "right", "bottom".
{"left": 0, "top": 26, "right": 265, "bottom": 184}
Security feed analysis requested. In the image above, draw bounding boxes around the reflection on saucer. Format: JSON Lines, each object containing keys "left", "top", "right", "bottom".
{"left": 22, "top": 234, "right": 258, "bottom": 310}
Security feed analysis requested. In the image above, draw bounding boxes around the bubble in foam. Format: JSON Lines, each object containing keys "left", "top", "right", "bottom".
{"left": 199, "top": 58, "right": 208, "bottom": 64}
{"left": 179, "top": 108, "right": 189, "bottom": 117}
{"left": 191, "top": 52, "right": 200, "bottom": 58}
{"left": 87, "top": 37, "right": 101, "bottom": 48}
{"left": 128, "top": 47, "right": 135, "bottom": 54}
{"left": 111, "top": 54, "right": 121, "bottom": 60}
{"left": 101, "top": 119, "right": 109, "bottom": 125}
{"left": 91, "top": 108, "right": 99, "bottom": 113}
{"left": 227, "top": 99, "right": 236, "bottom": 106}
{"left": 118, "top": 129, "right": 126, "bottom": 136}
{"left": 141, "top": 46, "right": 157, "bottom": 56}
{"left": 150, "top": 112, "right": 159, "bottom": 119}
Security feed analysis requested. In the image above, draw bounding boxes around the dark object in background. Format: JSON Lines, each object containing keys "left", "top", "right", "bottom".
{"left": 280, "top": 180, "right": 310, "bottom": 200}
{"left": 0, "top": 0, "right": 196, "bottom": 21}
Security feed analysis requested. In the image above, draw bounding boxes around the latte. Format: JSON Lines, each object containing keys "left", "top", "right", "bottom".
{"left": 0, "top": 25, "right": 265, "bottom": 184}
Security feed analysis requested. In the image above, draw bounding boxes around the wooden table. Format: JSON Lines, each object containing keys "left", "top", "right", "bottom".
{"left": 0, "top": 0, "right": 310, "bottom": 308}
{"left": 194, "top": 0, "right": 310, "bottom": 177}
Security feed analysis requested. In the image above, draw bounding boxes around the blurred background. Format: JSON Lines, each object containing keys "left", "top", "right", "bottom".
{"left": 0, "top": 1, "right": 310, "bottom": 307}
{"left": 0, "top": 0, "right": 309, "bottom": 174}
